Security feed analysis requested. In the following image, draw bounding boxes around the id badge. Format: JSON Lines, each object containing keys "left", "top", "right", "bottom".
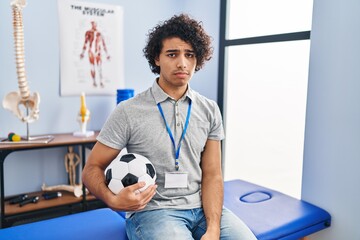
{"left": 164, "top": 172, "right": 188, "bottom": 188}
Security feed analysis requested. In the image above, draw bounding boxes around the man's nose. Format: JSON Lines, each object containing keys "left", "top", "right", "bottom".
{"left": 176, "top": 56, "right": 187, "bottom": 69}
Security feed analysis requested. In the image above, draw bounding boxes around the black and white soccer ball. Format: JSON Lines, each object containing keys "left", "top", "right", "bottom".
{"left": 104, "top": 153, "right": 156, "bottom": 194}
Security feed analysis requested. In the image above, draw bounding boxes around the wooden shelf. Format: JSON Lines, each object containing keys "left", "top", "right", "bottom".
{"left": 5, "top": 191, "right": 84, "bottom": 216}
{"left": 0, "top": 132, "right": 102, "bottom": 228}
{"left": 0, "top": 132, "right": 99, "bottom": 151}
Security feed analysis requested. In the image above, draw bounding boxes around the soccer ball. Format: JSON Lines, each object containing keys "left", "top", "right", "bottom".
{"left": 104, "top": 153, "right": 156, "bottom": 194}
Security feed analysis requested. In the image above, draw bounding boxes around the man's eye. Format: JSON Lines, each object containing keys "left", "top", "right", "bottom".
{"left": 186, "top": 53, "right": 195, "bottom": 58}
{"left": 167, "top": 53, "right": 176, "bottom": 57}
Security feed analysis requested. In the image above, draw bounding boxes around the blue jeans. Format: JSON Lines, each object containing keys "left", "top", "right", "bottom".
{"left": 125, "top": 207, "right": 257, "bottom": 240}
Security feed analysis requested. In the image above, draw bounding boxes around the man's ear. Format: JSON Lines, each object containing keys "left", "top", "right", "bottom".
{"left": 155, "top": 57, "right": 160, "bottom": 66}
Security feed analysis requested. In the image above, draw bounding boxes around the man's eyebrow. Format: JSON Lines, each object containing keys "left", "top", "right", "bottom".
{"left": 165, "top": 49, "right": 195, "bottom": 53}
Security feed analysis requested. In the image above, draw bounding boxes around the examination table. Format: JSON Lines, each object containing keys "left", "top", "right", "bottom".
{"left": 0, "top": 179, "right": 331, "bottom": 240}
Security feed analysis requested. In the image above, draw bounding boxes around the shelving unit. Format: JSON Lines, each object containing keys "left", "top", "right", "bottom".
{"left": 0, "top": 132, "right": 106, "bottom": 228}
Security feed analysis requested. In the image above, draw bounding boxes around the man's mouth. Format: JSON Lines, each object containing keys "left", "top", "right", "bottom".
{"left": 174, "top": 71, "right": 189, "bottom": 78}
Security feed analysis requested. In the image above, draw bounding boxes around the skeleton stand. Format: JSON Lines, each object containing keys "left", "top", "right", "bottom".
{"left": 24, "top": 103, "right": 54, "bottom": 143}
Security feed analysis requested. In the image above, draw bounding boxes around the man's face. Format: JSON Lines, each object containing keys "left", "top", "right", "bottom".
{"left": 155, "top": 37, "right": 197, "bottom": 89}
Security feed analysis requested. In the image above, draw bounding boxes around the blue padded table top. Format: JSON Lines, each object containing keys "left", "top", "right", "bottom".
{"left": 0, "top": 208, "right": 127, "bottom": 240}
{"left": 224, "top": 179, "right": 331, "bottom": 240}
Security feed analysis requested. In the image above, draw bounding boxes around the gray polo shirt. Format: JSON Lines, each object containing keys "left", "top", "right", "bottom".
{"left": 97, "top": 80, "right": 224, "bottom": 211}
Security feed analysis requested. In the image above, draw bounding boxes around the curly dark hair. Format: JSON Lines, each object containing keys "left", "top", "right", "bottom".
{"left": 143, "top": 14, "right": 213, "bottom": 74}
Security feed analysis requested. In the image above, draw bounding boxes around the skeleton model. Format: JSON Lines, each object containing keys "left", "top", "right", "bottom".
{"left": 42, "top": 183, "right": 87, "bottom": 198}
{"left": 73, "top": 92, "right": 94, "bottom": 137}
{"left": 2, "top": 0, "right": 40, "bottom": 127}
{"left": 78, "top": 92, "right": 90, "bottom": 134}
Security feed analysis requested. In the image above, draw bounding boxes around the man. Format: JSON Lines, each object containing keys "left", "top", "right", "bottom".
{"left": 82, "top": 14, "right": 257, "bottom": 240}
{"left": 80, "top": 21, "right": 110, "bottom": 88}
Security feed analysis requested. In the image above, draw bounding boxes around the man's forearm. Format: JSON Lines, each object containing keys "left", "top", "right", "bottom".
{"left": 202, "top": 174, "right": 224, "bottom": 234}
{"left": 82, "top": 164, "right": 114, "bottom": 206}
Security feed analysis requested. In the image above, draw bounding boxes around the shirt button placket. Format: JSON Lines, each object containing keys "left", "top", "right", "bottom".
{"left": 175, "top": 102, "right": 180, "bottom": 127}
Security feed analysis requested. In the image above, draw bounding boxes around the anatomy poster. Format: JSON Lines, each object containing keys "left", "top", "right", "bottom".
{"left": 58, "top": 0, "right": 124, "bottom": 96}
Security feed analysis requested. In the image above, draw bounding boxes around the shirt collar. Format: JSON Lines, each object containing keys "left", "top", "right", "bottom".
{"left": 152, "top": 78, "right": 194, "bottom": 104}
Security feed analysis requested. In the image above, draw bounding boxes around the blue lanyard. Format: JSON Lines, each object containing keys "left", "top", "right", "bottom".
{"left": 157, "top": 99, "right": 192, "bottom": 171}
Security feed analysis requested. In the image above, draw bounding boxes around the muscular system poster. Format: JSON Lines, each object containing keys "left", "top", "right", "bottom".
{"left": 58, "top": 0, "right": 124, "bottom": 96}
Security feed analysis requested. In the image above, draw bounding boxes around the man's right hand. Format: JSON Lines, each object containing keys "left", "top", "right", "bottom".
{"left": 108, "top": 182, "right": 157, "bottom": 212}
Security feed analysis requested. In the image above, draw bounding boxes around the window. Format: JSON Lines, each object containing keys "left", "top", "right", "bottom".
{"left": 219, "top": 0, "right": 313, "bottom": 198}
{"left": 227, "top": 0, "right": 313, "bottom": 39}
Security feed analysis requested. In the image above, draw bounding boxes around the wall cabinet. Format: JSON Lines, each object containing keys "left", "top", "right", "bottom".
{"left": 0, "top": 132, "right": 106, "bottom": 228}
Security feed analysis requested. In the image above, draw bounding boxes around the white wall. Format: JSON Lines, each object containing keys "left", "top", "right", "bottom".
{"left": 302, "top": 0, "right": 360, "bottom": 239}
{"left": 0, "top": 0, "right": 220, "bottom": 195}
